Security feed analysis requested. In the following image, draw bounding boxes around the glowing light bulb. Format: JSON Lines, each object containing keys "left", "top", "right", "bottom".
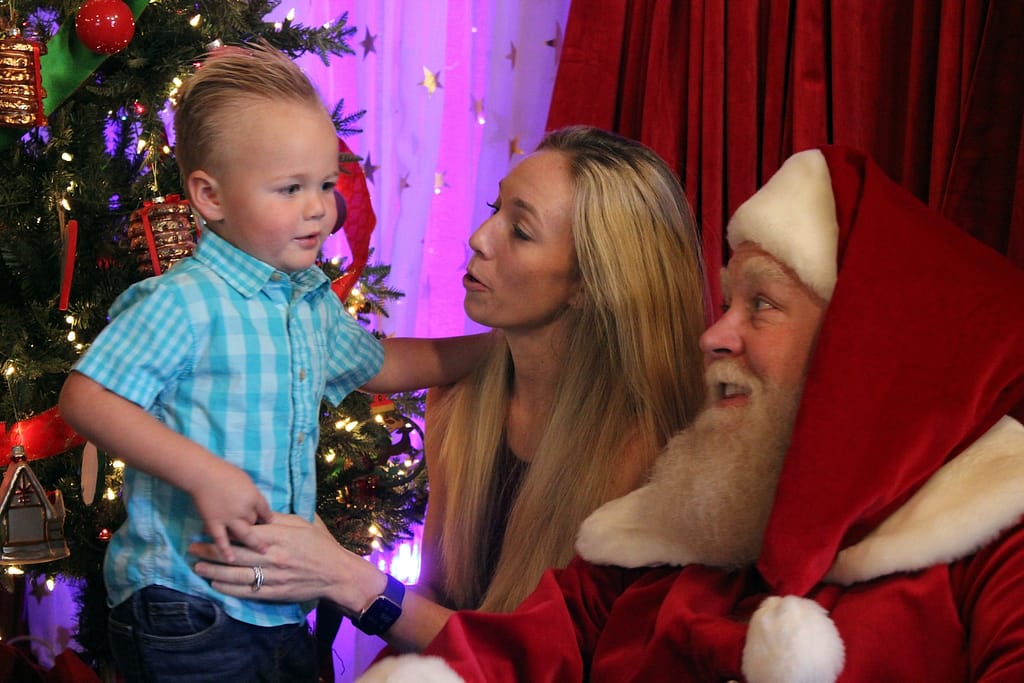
{"left": 189, "top": 14, "right": 201, "bottom": 27}
{"left": 61, "top": 152, "right": 73, "bottom": 162}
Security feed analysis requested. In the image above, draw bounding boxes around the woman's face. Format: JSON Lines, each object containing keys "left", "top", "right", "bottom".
{"left": 463, "top": 150, "right": 580, "bottom": 334}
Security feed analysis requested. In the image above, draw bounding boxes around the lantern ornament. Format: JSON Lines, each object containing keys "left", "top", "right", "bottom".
{"left": 0, "top": 445, "right": 70, "bottom": 565}
{"left": 127, "top": 194, "right": 201, "bottom": 275}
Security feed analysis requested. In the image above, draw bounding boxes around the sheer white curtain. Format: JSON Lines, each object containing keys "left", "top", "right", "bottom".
{"left": 285, "top": 0, "right": 571, "bottom": 338}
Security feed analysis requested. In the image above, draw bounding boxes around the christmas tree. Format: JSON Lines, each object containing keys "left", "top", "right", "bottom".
{"left": 0, "top": 0, "right": 427, "bottom": 673}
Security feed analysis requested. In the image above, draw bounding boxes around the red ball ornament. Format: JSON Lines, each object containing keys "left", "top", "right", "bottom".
{"left": 75, "top": 0, "right": 136, "bottom": 55}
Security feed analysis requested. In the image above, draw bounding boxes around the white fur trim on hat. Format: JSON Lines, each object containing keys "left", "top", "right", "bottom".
{"left": 727, "top": 149, "right": 839, "bottom": 301}
{"left": 742, "top": 595, "right": 845, "bottom": 683}
{"left": 356, "top": 654, "right": 465, "bottom": 683}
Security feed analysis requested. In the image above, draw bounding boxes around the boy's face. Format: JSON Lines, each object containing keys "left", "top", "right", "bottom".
{"left": 188, "top": 99, "right": 339, "bottom": 273}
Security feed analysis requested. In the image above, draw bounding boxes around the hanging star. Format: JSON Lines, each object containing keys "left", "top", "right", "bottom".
{"left": 545, "top": 22, "right": 564, "bottom": 64}
{"left": 359, "top": 27, "right": 377, "bottom": 58}
{"left": 399, "top": 173, "right": 411, "bottom": 193}
{"left": 361, "top": 152, "right": 380, "bottom": 185}
{"left": 508, "top": 135, "right": 525, "bottom": 160}
{"left": 505, "top": 41, "right": 517, "bottom": 69}
{"left": 471, "top": 97, "right": 486, "bottom": 125}
{"left": 433, "top": 171, "right": 450, "bottom": 194}
{"left": 419, "top": 66, "right": 442, "bottom": 95}
{"left": 29, "top": 576, "right": 50, "bottom": 603}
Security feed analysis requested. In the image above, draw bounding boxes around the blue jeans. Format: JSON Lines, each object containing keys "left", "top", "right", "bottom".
{"left": 108, "top": 585, "right": 317, "bottom": 683}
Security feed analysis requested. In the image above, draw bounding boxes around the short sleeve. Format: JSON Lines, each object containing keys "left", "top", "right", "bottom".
{"left": 72, "top": 279, "right": 192, "bottom": 410}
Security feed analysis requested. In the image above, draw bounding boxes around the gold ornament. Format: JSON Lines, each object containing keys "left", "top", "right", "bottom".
{"left": 0, "top": 28, "right": 47, "bottom": 128}
{"left": 0, "top": 446, "right": 70, "bottom": 565}
{"left": 127, "top": 194, "right": 201, "bottom": 275}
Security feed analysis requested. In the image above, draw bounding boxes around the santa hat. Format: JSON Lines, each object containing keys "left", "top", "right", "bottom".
{"left": 726, "top": 148, "right": 839, "bottom": 300}
{"left": 754, "top": 146, "right": 1024, "bottom": 595}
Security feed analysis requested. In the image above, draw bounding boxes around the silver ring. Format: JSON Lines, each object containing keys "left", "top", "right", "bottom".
{"left": 251, "top": 565, "right": 264, "bottom": 592}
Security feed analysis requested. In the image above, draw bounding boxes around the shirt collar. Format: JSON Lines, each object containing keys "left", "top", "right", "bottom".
{"left": 191, "top": 229, "right": 330, "bottom": 297}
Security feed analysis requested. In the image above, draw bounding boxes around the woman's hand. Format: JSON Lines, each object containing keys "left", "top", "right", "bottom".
{"left": 191, "top": 512, "right": 455, "bottom": 652}
{"left": 189, "top": 513, "right": 383, "bottom": 612}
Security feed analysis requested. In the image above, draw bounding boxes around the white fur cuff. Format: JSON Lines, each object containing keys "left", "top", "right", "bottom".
{"left": 356, "top": 654, "right": 465, "bottom": 683}
{"left": 742, "top": 595, "right": 845, "bottom": 683}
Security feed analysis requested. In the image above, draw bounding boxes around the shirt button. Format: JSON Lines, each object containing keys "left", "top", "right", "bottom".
{"left": 299, "top": 369, "right": 307, "bottom": 381}
{"left": 297, "top": 433, "right": 305, "bottom": 445}
{"left": 270, "top": 273, "right": 282, "bottom": 281}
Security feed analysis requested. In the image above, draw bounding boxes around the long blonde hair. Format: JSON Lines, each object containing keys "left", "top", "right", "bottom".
{"left": 434, "top": 126, "right": 708, "bottom": 612}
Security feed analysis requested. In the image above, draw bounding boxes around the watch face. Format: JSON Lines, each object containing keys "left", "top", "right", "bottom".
{"left": 359, "top": 595, "right": 402, "bottom": 636}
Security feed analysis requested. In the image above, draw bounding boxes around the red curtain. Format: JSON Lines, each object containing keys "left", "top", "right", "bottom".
{"left": 547, "top": 0, "right": 1024, "bottom": 307}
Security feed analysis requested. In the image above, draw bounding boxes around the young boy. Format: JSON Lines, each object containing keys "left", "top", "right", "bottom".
{"left": 58, "top": 42, "right": 488, "bottom": 682}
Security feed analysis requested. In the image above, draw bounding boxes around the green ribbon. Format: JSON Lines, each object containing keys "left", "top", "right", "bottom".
{"left": 0, "top": 0, "right": 151, "bottom": 151}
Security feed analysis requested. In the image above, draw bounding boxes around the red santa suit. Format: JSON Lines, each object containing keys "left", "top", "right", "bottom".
{"left": 358, "top": 146, "right": 1024, "bottom": 683}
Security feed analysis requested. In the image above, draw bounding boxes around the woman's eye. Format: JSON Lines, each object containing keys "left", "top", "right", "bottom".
{"left": 753, "top": 296, "right": 774, "bottom": 311}
{"left": 512, "top": 224, "right": 530, "bottom": 241}
{"left": 486, "top": 201, "right": 500, "bottom": 214}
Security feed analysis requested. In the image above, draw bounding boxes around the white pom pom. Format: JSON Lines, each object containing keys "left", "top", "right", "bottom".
{"left": 356, "top": 654, "right": 465, "bottom": 683}
{"left": 741, "top": 595, "right": 845, "bottom": 683}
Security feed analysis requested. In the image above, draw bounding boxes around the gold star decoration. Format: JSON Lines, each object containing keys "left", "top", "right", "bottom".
{"left": 419, "top": 66, "right": 442, "bottom": 95}
{"left": 505, "top": 41, "right": 517, "bottom": 69}
{"left": 359, "top": 28, "right": 377, "bottom": 59}
{"left": 399, "top": 173, "right": 411, "bottom": 193}
{"left": 434, "top": 171, "right": 450, "bottom": 194}
{"left": 471, "top": 97, "right": 486, "bottom": 125}
{"left": 508, "top": 135, "right": 525, "bottom": 160}
{"left": 545, "top": 22, "right": 563, "bottom": 64}
{"left": 29, "top": 575, "right": 50, "bottom": 603}
{"left": 361, "top": 152, "right": 380, "bottom": 185}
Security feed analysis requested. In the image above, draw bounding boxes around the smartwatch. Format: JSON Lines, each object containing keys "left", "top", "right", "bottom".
{"left": 353, "top": 573, "right": 405, "bottom": 636}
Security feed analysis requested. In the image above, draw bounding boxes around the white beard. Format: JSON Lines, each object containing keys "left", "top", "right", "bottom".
{"left": 576, "top": 359, "right": 802, "bottom": 569}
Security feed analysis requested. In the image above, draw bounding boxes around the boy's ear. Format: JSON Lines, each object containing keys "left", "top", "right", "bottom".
{"left": 186, "top": 170, "right": 224, "bottom": 222}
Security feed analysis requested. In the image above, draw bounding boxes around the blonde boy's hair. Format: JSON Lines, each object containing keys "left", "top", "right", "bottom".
{"left": 173, "top": 40, "right": 327, "bottom": 179}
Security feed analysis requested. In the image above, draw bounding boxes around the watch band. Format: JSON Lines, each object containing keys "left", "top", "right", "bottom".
{"left": 353, "top": 573, "right": 405, "bottom": 636}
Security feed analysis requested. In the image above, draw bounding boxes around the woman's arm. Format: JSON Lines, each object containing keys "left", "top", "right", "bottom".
{"left": 362, "top": 332, "right": 496, "bottom": 394}
{"left": 189, "top": 513, "right": 453, "bottom": 652}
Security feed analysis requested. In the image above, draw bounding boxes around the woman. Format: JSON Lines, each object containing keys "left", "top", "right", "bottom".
{"left": 191, "top": 125, "right": 709, "bottom": 652}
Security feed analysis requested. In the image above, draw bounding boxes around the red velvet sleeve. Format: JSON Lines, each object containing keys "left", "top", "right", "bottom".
{"left": 422, "top": 557, "right": 630, "bottom": 683}
{"left": 953, "top": 521, "right": 1024, "bottom": 680}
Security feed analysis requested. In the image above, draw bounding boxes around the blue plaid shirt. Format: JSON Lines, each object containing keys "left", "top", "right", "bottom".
{"left": 73, "top": 230, "right": 384, "bottom": 627}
